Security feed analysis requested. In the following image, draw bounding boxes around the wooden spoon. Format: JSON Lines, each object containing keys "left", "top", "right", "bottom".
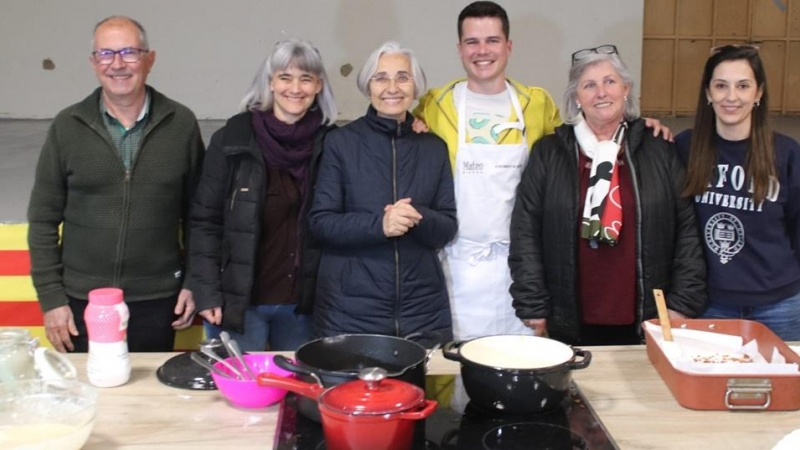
{"left": 653, "top": 289, "right": 673, "bottom": 341}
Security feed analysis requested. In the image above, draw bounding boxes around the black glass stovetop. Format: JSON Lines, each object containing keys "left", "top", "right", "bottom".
{"left": 273, "top": 381, "right": 619, "bottom": 450}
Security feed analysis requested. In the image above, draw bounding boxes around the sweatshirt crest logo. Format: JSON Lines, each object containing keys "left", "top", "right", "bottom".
{"left": 704, "top": 213, "right": 745, "bottom": 264}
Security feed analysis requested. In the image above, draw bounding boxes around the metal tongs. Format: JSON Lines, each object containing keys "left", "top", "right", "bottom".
{"left": 220, "top": 331, "right": 257, "bottom": 380}
{"left": 198, "top": 344, "right": 246, "bottom": 380}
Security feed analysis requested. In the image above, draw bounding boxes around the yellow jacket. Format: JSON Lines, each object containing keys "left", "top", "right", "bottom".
{"left": 413, "top": 78, "right": 561, "bottom": 171}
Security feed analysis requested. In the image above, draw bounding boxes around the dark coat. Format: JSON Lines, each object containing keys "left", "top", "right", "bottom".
{"left": 309, "top": 106, "right": 457, "bottom": 341}
{"left": 189, "top": 112, "right": 333, "bottom": 333}
{"left": 509, "top": 119, "right": 707, "bottom": 344}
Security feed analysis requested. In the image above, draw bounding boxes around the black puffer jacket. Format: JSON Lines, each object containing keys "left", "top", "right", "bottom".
{"left": 309, "top": 106, "right": 457, "bottom": 341}
{"left": 189, "top": 112, "right": 333, "bottom": 333}
{"left": 509, "top": 119, "right": 707, "bottom": 344}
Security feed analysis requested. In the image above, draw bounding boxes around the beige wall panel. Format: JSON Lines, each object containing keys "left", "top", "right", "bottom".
{"left": 786, "top": 42, "right": 800, "bottom": 111}
{"left": 791, "top": 1, "right": 800, "bottom": 36}
{"left": 759, "top": 41, "right": 786, "bottom": 111}
{"left": 641, "top": 40, "right": 675, "bottom": 112}
{"left": 644, "top": 0, "right": 677, "bottom": 35}
{"left": 714, "top": 0, "right": 750, "bottom": 37}
{"left": 675, "top": 40, "right": 712, "bottom": 113}
{"left": 752, "top": 0, "right": 787, "bottom": 38}
{"left": 678, "top": 0, "right": 713, "bottom": 35}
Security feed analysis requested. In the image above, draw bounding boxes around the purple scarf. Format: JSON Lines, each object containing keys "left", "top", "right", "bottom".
{"left": 252, "top": 107, "right": 323, "bottom": 268}
{"left": 251, "top": 107, "right": 322, "bottom": 198}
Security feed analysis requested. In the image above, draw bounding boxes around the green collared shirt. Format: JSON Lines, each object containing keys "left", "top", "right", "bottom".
{"left": 100, "top": 92, "right": 151, "bottom": 171}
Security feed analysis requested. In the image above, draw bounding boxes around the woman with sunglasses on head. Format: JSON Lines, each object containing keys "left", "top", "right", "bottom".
{"left": 509, "top": 45, "right": 707, "bottom": 346}
{"left": 308, "top": 42, "right": 457, "bottom": 347}
{"left": 189, "top": 39, "right": 337, "bottom": 351}
{"left": 676, "top": 45, "right": 800, "bottom": 341}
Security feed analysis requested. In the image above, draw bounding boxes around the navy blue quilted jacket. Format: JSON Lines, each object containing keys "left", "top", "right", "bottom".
{"left": 309, "top": 106, "right": 456, "bottom": 342}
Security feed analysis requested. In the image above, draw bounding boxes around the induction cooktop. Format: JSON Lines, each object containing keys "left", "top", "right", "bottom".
{"left": 273, "top": 380, "right": 619, "bottom": 450}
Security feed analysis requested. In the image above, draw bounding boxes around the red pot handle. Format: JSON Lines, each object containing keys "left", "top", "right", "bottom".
{"left": 395, "top": 399, "right": 438, "bottom": 420}
{"left": 256, "top": 372, "right": 324, "bottom": 400}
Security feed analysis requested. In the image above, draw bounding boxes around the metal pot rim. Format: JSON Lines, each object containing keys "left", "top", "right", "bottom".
{"left": 455, "top": 335, "right": 578, "bottom": 371}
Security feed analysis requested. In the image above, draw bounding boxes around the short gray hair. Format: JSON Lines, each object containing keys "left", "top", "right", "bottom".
{"left": 562, "top": 52, "right": 640, "bottom": 125}
{"left": 239, "top": 38, "right": 337, "bottom": 125}
{"left": 93, "top": 16, "right": 149, "bottom": 50}
{"left": 356, "top": 41, "right": 427, "bottom": 98}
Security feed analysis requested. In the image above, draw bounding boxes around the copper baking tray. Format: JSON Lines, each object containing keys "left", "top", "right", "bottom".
{"left": 643, "top": 318, "right": 800, "bottom": 411}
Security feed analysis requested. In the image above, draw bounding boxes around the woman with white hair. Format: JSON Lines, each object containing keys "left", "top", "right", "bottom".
{"left": 308, "top": 42, "right": 457, "bottom": 345}
{"left": 509, "top": 45, "right": 707, "bottom": 345}
{"left": 189, "top": 38, "right": 337, "bottom": 351}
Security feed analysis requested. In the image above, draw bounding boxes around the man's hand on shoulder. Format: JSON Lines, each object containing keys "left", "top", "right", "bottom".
{"left": 643, "top": 117, "right": 674, "bottom": 142}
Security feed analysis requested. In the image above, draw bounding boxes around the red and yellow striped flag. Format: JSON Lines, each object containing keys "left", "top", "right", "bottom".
{"left": 0, "top": 224, "right": 204, "bottom": 350}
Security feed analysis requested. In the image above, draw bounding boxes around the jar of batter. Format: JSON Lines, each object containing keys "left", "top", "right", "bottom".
{"left": 0, "top": 328, "right": 38, "bottom": 381}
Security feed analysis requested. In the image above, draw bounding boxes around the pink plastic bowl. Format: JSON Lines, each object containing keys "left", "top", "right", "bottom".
{"left": 211, "top": 354, "right": 295, "bottom": 409}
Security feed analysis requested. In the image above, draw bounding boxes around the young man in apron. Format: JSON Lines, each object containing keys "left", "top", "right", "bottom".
{"left": 414, "top": 1, "right": 670, "bottom": 411}
{"left": 415, "top": 1, "right": 560, "bottom": 341}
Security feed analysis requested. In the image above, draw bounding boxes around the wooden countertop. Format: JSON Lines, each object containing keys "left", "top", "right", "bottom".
{"left": 69, "top": 345, "right": 799, "bottom": 449}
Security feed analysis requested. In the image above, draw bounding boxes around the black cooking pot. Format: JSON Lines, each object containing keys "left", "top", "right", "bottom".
{"left": 274, "top": 333, "right": 439, "bottom": 422}
{"left": 442, "top": 335, "right": 591, "bottom": 414}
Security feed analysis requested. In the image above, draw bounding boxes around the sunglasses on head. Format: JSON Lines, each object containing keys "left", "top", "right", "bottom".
{"left": 571, "top": 45, "right": 618, "bottom": 66}
{"left": 710, "top": 43, "right": 760, "bottom": 55}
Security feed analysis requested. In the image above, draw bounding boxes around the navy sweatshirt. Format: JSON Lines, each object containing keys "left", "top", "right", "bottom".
{"left": 675, "top": 130, "right": 800, "bottom": 307}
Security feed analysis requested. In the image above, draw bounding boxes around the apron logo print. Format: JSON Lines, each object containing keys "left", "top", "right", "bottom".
{"left": 462, "top": 161, "right": 484, "bottom": 174}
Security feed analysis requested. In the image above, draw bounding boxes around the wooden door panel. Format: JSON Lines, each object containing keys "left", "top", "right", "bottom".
{"left": 641, "top": 39, "right": 675, "bottom": 112}
{"left": 678, "top": 0, "right": 713, "bottom": 35}
{"left": 752, "top": 0, "right": 787, "bottom": 38}
{"left": 786, "top": 42, "right": 800, "bottom": 111}
{"left": 676, "top": 40, "right": 713, "bottom": 113}
{"left": 642, "top": 0, "right": 797, "bottom": 115}
{"left": 715, "top": 0, "right": 750, "bottom": 37}
{"left": 644, "top": 0, "right": 676, "bottom": 35}
{"left": 760, "top": 41, "right": 786, "bottom": 111}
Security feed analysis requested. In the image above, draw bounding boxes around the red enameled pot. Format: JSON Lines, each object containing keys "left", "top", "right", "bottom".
{"left": 258, "top": 367, "right": 437, "bottom": 450}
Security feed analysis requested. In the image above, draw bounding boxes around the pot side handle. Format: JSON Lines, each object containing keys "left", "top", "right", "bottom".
{"left": 566, "top": 348, "right": 592, "bottom": 370}
{"left": 441, "top": 341, "right": 464, "bottom": 363}
{"left": 256, "top": 372, "right": 324, "bottom": 400}
{"left": 396, "top": 399, "right": 438, "bottom": 420}
{"left": 273, "top": 354, "right": 314, "bottom": 376}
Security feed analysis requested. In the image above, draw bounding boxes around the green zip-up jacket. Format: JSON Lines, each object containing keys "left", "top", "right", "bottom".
{"left": 27, "top": 87, "right": 205, "bottom": 312}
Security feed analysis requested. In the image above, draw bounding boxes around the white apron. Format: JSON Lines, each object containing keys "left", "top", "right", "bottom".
{"left": 443, "top": 82, "right": 534, "bottom": 341}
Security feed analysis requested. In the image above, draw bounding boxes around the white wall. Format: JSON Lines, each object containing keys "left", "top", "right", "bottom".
{"left": 0, "top": 0, "right": 643, "bottom": 120}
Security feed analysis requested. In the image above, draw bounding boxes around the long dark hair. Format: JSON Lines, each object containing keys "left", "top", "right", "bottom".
{"left": 683, "top": 45, "right": 775, "bottom": 204}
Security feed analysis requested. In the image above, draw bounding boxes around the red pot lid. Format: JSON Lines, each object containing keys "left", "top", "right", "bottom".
{"left": 320, "top": 367, "right": 424, "bottom": 415}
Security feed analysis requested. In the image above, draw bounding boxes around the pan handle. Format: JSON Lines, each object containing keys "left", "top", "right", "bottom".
{"left": 273, "top": 355, "right": 326, "bottom": 386}
{"left": 565, "top": 348, "right": 592, "bottom": 370}
{"left": 257, "top": 372, "right": 324, "bottom": 400}
{"left": 403, "top": 331, "right": 443, "bottom": 348}
{"left": 441, "top": 341, "right": 464, "bottom": 363}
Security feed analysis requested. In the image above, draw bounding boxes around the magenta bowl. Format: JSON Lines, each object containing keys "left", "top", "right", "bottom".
{"left": 211, "top": 354, "right": 295, "bottom": 409}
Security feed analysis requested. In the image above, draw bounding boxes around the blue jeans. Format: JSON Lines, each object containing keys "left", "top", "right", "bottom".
{"left": 702, "top": 289, "right": 800, "bottom": 341}
{"left": 204, "top": 304, "right": 313, "bottom": 351}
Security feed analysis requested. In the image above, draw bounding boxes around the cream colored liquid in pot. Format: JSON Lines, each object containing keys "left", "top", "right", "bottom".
{"left": 460, "top": 335, "right": 574, "bottom": 369}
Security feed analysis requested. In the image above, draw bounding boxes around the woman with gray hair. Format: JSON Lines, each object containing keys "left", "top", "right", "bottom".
{"left": 508, "top": 45, "right": 707, "bottom": 345}
{"left": 189, "top": 38, "right": 337, "bottom": 351}
{"left": 308, "top": 41, "right": 457, "bottom": 346}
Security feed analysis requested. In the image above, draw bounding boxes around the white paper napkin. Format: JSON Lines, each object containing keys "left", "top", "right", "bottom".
{"left": 644, "top": 322, "right": 799, "bottom": 375}
{"left": 772, "top": 429, "right": 800, "bottom": 450}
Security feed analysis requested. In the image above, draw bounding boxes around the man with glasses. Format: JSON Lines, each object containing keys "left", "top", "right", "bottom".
{"left": 27, "top": 16, "right": 204, "bottom": 352}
